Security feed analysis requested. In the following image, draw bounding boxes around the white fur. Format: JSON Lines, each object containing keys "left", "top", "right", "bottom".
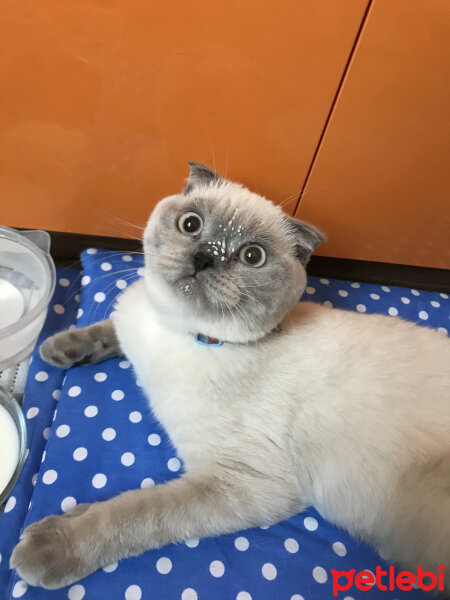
{"left": 113, "top": 277, "right": 450, "bottom": 576}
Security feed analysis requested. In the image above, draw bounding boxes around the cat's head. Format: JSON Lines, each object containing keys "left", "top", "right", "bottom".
{"left": 142, "top": 162, "right": 324, "bottom": 342}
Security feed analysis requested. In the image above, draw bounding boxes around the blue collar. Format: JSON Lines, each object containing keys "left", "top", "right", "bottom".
{"left": 195, "top": 333, "right": 224, "bottom": 347}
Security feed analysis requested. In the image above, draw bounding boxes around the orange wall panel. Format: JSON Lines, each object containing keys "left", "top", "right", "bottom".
{"left": 0, "top": 0, "right": 368, "bottom": 236}
{"left": 296, "top": 0, "right": 450, "bottom": 269}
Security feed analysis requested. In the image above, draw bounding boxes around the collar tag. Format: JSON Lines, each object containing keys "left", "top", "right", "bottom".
{"left": 195, "top": 333, "right": 223, "bottom": 347}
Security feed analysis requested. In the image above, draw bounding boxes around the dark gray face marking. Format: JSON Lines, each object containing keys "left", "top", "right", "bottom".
{"left": 144, "top": 162, "right": 324, "bottom": 335}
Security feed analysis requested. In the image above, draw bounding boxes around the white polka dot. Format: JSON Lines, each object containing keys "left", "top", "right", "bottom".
{"left": 86, "top": 248, "right": 97, "bottom": 255}
{"left": 370, "top": 293, "right": 380, "bottom": 300}
{"left": 234, "top": 536, "right": 249, "bottom": 551}
{"left": 42, "top": 469, "right": 58, "bottom": 484}
{"left": 156, "top": 556, "right": 172, "bottom": 574}
{"left": 320, "top": 278, "right": 329, "bottom": 285}
{"left": 43, "top": 427, "right": 50, "bottom": 440}
{"left": 338, "top": 290, "right": 348, "bottom": 297}
{"left": 41, "top": 450, "right": 46, "bottom": 462}
{"left": 323, "top": 301, "right": 333, "bottom": 308}
{"left": 77, "top": 308, "right": 84, "bottom": 319}
{"left": 167, "top": 457, "right": 181, "bottom": 472}
{"left": 148, "top": 433, "right": 161, "bottom": 446}
{"left": 52, "top": 389, "right": 61, "bottom": 400}
{"left": 350, "top": 282, "right": 360, "bottom": 288}
{"left": 284, "top": 538, "right": 299, "bottom": 553}
{"left": 401, "top": 296, "right": 410, "bottom": 304}
{"left": 431, "top": 300, "right": 440, "bottom": 307}
{"left": 101, "top": 262, "right": 112, "bottom": 271}
{"left": 0, "top": 553, "right": 2, "bottom": 563}
{"left": 182, "top": 589, "right": 198, "bottom": 600}
{"left": 312, "top": 566, "right": 328, "bottom": 583}
{"left": 419, "top": 310, "right": 429, "bottom": 320}
{"left": 411, "top": 289, "right": 420, "bottom": 296}
{"left": 290, "top": 595, "right": 305, "bottom": 600}
{"left": 94, "top": 372, "right": 107, "bottom": 382}
{"left": 102, "top": 427, "right": 116, "bottom": 441}
{"left": 304, "top": 516, "right": 318, "bottom": 531}
{"left": 35, "top": 371, "right": 48, "bottom": 382}
{"left": 440, "top": 293, "right": 448, "bottom": 299}
{"left": 141, "top": 478, "right": 154, "bottom": 489}
{"left": 94, "top": 292, "right": 106, "bottom": 303}
{"left": 185, "top": 538, "right": 199, "bottom": 548}
{"left": 73, "top": 447, "right": 88, "bottom": 461}
{"left": 61, "top": 496, "right": 77, "bottom": 512}
{"left": 381, "top": 286, "right": 391, "bottom": 292}
{"left": 111, "top": 389, "right": 124, "bottom": 401}
{"left": 388, "top": 307, "right": 398, "bottom": 316}
{"left": 332, "top": 541, "right": 347, "bottom": 556}
{"left": 56, "top": 424, "right": 70, "bottom": 437}
{"left": 305, "top": 286, "right": 315, "bottom": 295}
{"left": 92, "top": 473, "right": 107, "bottom": 488}
{"left": 53, "top": 304, "right": 65, "bottom": 314}
{"left": 356, "top": 304, "right": 366, "bottom": 313}
{"left": 59, "top": 278, "right": 70, "bottom": 287}
{"left": 4, "top": 496, "right": 16, "bottom": 512}
{"left": 210, "top": 560, "right": 225, "bottom": 577}
{"left": 81, "top": 275, "right": 91, "bottom": 286}
{"left": 116, "top": 279, "right": 127, "bottom": 290}
{"left": 84, "top": 405, "right": 98, "bottom": 418}
{"left": 27, "top": 406, "right": 39, "bottom": 419}
{"left": 31, "top": 472, "right": 38, "bottom": 486}
{"left": 122, "top": 255, "right": 133, "bottom": 262}
{"left": 119, "top": 360, "right": 131, "bottom": 369}
{"left": 12, "top": 580, "right": 28, "bottom": 597}
{"left": 129, "top": 411, "right": 142, "bottom": 423}
{"left": 103, "top": 561, "right": 118, "bottom": 573}
{"left": 125, "top": 585, "right": 142, "bottom": 600}
{"left": 437, "top": 327, "right": 448, "bottom": 335}
{"left": 68, "top": 385, "right": 81, "bottom": 397}
{"left": 121, "top": 452, "right": 135, "bottom": 466}
{"left": 137, "top": 267, "right": 144, "bottom": 276}
{"left": 262, "top": 563, "right": 277, "bottom": 580}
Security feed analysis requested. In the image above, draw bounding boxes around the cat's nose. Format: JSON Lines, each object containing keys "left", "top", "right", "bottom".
{"left": 193, "top": 251, "right": 215, "bottom": 272}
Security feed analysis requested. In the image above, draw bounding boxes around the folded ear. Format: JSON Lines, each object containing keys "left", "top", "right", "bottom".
{"left": 183, "top": 162, "right": 223, "bottom": 193}
{"left": 284, "top": 216, "right": 325, "bottom": 264}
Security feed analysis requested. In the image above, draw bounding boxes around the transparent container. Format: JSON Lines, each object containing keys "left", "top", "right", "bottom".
{"left": 0, "top": 386, "right": 27, "bottom": 507}
{"left": 0, "top": 227, "right": 56, "bottom": 370}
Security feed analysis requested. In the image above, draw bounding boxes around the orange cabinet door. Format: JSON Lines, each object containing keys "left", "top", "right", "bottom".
{"left": 296, "top": 0, "right": 450, "bottom": 269}
{"left": 0, "top": 0, "right": 368, "bottom": 237}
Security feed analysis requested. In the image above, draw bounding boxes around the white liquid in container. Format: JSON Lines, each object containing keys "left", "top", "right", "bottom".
{"left": 0, "top": 279, "right": 25, "bottom": 328}
{"left": 0, "top": 403, "right": 20, "bottom": 495}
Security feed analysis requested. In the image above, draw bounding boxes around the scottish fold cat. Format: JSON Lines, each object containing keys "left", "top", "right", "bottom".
{"left": 11, "top": 163, "right": 450, "bottom": 591}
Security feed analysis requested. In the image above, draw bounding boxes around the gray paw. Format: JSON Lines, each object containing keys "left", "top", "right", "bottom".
{"left": 39, "top": 321, "right": 121, "bottom": 368}
{"left": 40, "top": 330, "right": 98, "bottom": 368}
{"left": 10, "top": 509, "right": 92, "bottom": 589}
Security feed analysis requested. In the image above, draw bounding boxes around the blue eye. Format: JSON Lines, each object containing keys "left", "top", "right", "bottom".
{"left": 239, "top": 244, "right": 266, "bottom": 267}
{"left": 178, "top": 212, "right": 203, "bottom": 236}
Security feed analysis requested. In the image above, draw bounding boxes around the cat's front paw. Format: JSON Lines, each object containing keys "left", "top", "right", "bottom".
{"left": 10, "top": 506, "right": 95, "bottom": 589}
{"left": 40, "top": 330, "right": 97, "bottom": 368}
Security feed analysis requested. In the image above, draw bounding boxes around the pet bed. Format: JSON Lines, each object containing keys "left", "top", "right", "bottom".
{"left": 1, "top": 248, "right": 448, "bottom": 600}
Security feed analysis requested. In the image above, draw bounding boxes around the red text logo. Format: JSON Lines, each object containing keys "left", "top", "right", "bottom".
{"left": 330, "top": 564, "right": 445, "bottom": 597}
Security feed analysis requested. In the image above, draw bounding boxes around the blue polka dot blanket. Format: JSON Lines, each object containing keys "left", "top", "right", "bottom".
{"left": 1, "top": 249, "right": 448, "bottom": 600}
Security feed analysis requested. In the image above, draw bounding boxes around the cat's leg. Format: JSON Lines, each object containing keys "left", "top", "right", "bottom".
{"left": 40, "top": 319, "right": 123, "bottom": 368}
{"left": 10, "top": 472, "right": 301, "bottom": 589}
{"left": 375, "top": 456, "right": 450, "bottom": 593}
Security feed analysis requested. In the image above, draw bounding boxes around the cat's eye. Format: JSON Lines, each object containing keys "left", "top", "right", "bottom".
{"left": 178, "top": 212, "right": 203, "bottom": 236}
{"left": 239, "top": 244, "right": 266, "bottom": 268}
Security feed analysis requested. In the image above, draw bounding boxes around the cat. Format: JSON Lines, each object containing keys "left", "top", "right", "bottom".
{"left": 11, "top": 162, "right": 450, "bottom": 591}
